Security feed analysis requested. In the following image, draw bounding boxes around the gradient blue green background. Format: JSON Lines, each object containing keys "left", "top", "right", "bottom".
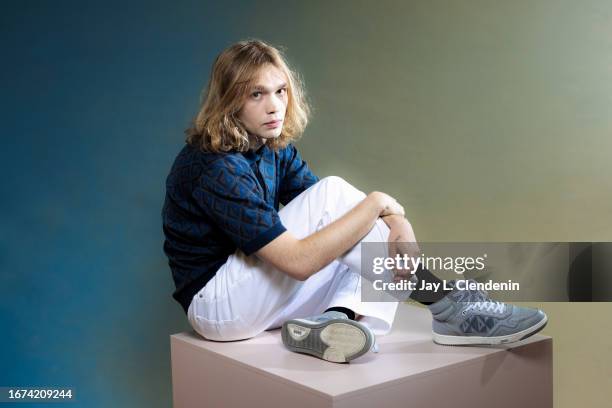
{"left": 1, "top": 1, "right": 610, "bottom": 406}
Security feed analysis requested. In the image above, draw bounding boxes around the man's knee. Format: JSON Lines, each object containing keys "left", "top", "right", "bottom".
{"left": 317, "top": 176, "right": 366, "bottom": 200}
{"left": 319, "top": 175, "right": 349, "bottom": 189}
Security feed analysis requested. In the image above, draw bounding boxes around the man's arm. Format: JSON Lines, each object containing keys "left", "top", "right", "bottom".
{"left": 255, "top": 191, "right": 404, "bottom": 281}
{"left": 381, "top": 214, "right": 418, "bottom": 244}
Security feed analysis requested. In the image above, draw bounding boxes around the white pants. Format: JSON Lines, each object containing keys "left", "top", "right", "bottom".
{"left": 187, "top": 176, "right": 400, "bottom": 342}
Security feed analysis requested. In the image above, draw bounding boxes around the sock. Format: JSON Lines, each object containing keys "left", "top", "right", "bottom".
{"left": 324, "top": 306, "right": 356, "bottom": 320}
{"left": 408, "top": 265, "right": 452, "bottom": 305}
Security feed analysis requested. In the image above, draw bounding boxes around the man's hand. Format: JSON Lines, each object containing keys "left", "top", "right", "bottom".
{"left": 369, "top": 192, "right": 405, "bottom": 217}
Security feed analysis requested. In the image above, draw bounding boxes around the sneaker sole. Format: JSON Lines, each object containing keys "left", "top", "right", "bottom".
{"left": 281, "top": 318, "right": 373, "bottom": 363}
{"left": 432, "top": 313, "right": 548, "bottom": 346}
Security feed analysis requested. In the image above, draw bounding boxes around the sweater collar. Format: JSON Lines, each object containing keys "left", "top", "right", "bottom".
{"left": 242, "top": 139, "right": 267, "bottom": 163}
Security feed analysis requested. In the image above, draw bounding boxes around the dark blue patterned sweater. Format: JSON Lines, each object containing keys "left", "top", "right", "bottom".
{"left": 162, "top": 142, "right": 319, "bottom": 313}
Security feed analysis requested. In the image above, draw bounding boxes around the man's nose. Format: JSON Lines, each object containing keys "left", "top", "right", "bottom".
{"left": 266, "top": 95, "right": 283, "bottom": 114}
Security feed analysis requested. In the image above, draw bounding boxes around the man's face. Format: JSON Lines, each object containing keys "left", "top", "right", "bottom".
{"left": 238, "top": 64, "right": 288, "bottom": 143}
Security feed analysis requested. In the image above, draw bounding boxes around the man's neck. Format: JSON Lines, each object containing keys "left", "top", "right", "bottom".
{"left": 248, "top": 134, "right": 266, "bottom": 151}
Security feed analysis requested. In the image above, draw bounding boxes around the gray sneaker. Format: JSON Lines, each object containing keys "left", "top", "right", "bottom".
{"left": 281, "top": 311, "right": 376, "bottom": 363}
{"left": 428, "top": 280, "right": 548, "bottom": 346}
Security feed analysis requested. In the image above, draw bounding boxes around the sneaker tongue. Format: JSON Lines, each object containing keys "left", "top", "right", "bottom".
{"left": 447, "top": 279, "right": 488, "bottom": 302}
{"left": 446, "top": 280, "right": 466, "bottom": 300}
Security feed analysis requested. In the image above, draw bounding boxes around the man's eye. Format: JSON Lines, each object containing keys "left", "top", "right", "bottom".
{"left": 252, "top": 91, "right": 262, "bottom": 98}
{"left": 277, "top": 88, "right": 287, "bottom": 95}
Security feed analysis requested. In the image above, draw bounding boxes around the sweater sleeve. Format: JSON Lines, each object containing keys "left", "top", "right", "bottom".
{"left": 279, "top": 144, "right": 320, "bottom": 206}
{"left": 193, "top": 157, "right": 287, "bottom": 255}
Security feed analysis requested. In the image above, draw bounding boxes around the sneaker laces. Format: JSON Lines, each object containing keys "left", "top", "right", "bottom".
{"left": 450, "top": 279, "right": 490, "bottom": 303}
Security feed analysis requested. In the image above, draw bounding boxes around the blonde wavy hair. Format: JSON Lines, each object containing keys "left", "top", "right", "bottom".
{"left": 186, "top": 39, "right": 310, "bottom": 152}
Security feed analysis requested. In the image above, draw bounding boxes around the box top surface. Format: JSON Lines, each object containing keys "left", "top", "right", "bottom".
{"left": 172, "top": 303, "right": 550, "bottom": 399}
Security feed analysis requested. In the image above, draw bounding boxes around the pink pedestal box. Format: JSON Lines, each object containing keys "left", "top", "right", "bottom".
{"left": 171, "top": 303, "right": 552, "bottom": 408}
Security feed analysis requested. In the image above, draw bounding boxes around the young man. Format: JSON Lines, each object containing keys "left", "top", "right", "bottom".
{"left": 162, "top": 40, "right": 547, "bottom": 363}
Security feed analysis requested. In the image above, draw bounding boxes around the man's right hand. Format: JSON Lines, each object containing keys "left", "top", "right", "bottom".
{"left": 368, "top": 191, "right": 405, "bottom": 217}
